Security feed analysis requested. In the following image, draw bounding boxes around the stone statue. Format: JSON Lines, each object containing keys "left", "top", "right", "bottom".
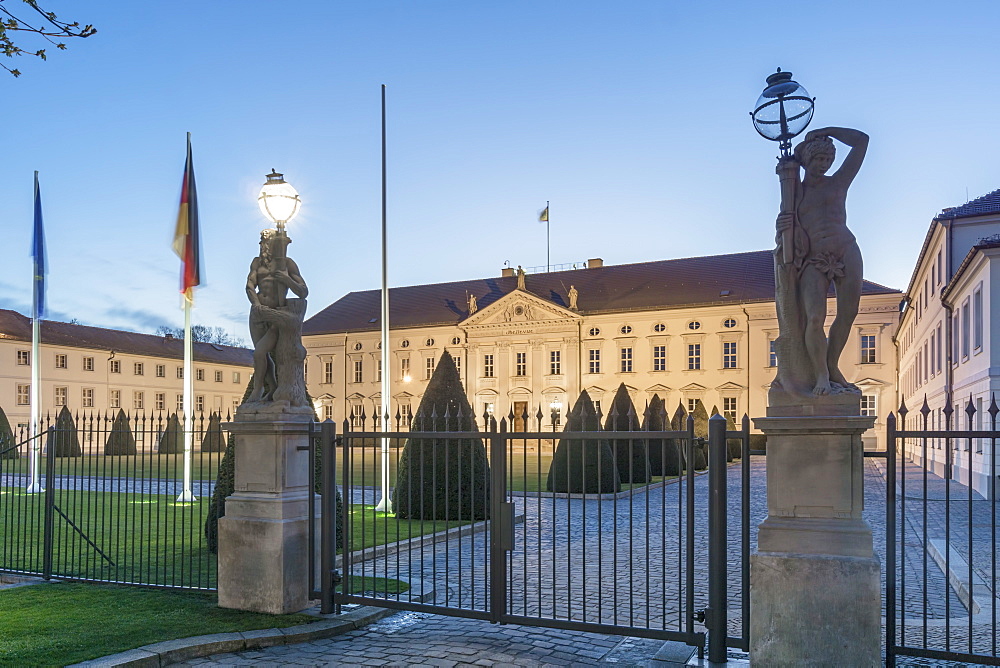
{"left": 467, "top": 292, "right": 477, "bottom": 315}
{"left": 771, "top": 127, "right": 868, "bottom": 409}
{"left": 568, "top": 285, "right": 578, "bottom": 310}
{"left": 516, "top": 265, "right": 526, "bottom": 290}
{"left": 244, "top": 229, "right": 311, "bottom": 414}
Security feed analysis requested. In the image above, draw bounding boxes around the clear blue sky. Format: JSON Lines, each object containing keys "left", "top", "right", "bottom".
{"left": 2, "top": 0, "right": 997, "bottom": 339}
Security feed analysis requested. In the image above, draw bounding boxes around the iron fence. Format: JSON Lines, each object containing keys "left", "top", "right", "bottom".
{"left": 0, "top": 410, "right": 226, "bottom": 589}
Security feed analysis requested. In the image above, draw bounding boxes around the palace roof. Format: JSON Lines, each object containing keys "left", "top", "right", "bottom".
{"left": 304, "top": 250, "right": 900, "bottom": 335}
{"left": 936, "top": 189, "right": 1000, "bottom": 220}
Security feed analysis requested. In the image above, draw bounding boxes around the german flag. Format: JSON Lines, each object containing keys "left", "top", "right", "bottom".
{"left": 172, "top": 134, "right": 201, "bottom": 302}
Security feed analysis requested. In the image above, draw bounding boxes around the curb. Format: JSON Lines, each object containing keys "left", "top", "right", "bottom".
{"left": 72, "top": 577, "right": 433, "bottom": 668}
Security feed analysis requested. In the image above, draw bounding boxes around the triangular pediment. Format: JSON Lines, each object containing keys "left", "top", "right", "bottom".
{"left": 584, "top": 385, "right": 607, "bottom": 398}
{"left": 462, "top": 290, "right": 580, "bottom": 332}
{"left": 715, "top": 382, "right": 746, "bottom": 391}
{"left": 346, "top": 392, "right": 366, "bottom": 401}
{"left": 680, "top": 383, "right": 708, "bottom": 392}
{"left": 392, "top": 391, "right": 414, "bottom": 400}
{"left": 645, "top": 384, "right": 672, "bottom": 394}
{"left": 315, "top": 393, "right": 335, "bottom": 402}
{"left": 853, "top": 377, "right": 886, "bottom": 388}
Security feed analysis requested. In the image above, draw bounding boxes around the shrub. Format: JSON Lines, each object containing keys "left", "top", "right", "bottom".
{"left": 710, "top": 405, "right": 733, "bottom": 463}
{"left": 725, "top": 412, "right": 743, "bottom": 461}
{"left": 690, "top": 401, "right": 710, "bottom": 469}
{"left": 0, "top": 404, "right": 16, "bottom": 459}
{"left": 104, "top": 408, "right": 137, "bottom": 455}
{"left": 644, "top": 394, "right": 682, "bottom": 476}
{"left": 393, "top": 351, "right": 490, "bottom": 520}
{"left": 157, "top": 413, "right": 184, "bottom": 454}
{"left": 47, "top": 406, "right": 82, "bottom": 457}
{"left": 547, "top": 390, "right": 620, "bottom": 494}
{"left": 750, "top": 433, "right": 767, "bottom": 453}
{"left": 671, "top": 402, "right": 706, "bottom": 471}
{"left": 200, "top": 412, "right": 225, "bottom": 453}
{"left": 604, "top": 383, "right": 650, "bottom": 483}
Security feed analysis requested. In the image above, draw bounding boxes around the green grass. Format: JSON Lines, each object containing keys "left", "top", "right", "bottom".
{"left": 0, "top": 579, "right": 406, "bottom": 666}
{"left": 347, "top": 507, "right": 470, "bottom": 549}
{"left": 2, "top": 452, "right": 223, "bottom": 480}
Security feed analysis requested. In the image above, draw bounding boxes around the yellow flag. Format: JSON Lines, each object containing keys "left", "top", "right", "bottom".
{"left": 538, "top": 206, "right": 548, "bottom": 222}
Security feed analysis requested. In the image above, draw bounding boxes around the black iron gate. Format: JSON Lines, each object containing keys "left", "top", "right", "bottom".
{"left": 312, "top": 409, "right": 751, "bottom": 663}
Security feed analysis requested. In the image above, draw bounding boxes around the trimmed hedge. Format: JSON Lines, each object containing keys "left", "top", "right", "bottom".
{"left": 547, "top": 390, "right": 620, "bottom": 494}
{"left": 604, "top": 383, "right": 650, "bottom": 483}
{"left": 671, "top": 402, "right": 706, "bottom": 471}
{"left": 200, "top": 412, "right": 225, "bottom": 452}
{"left": 48, "top": 406, "right": 82, "bottom": 457}
{"left": 393, "top": 351, "right": 490, "bottom": 520}
{"left": 104, "top": 408, "right": 137, "bottom": 455}
{"left": 645, "top": 394, "right": 682, "bottom": 476}
{"left": 0, "top": 404, "right": 15, "bottom": 459}
{"left": 710, "top": 405, "right": 734, "bottom": 463}
{"left": 157, "top": 413, "right": 184, "bottom": 454}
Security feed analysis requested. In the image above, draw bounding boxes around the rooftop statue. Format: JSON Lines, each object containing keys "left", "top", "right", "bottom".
{"left": 771, "top": 126, "right": 868, "bottom": 409}
{"left": 243, "top": 229, "right": 311, "bottom": 415}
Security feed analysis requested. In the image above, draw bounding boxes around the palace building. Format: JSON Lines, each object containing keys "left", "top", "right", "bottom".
{"left": 303, "top": 250, "right": 901, "bottom": 450}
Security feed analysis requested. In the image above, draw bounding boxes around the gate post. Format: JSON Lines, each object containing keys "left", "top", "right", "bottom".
{"left": 488, "top": 418, "right": 507, "bottom": 623}
{"left": 707, "top": 414, "right": 728, "bottom": 663}
{"left": 320, "top": 419, "right": 337, "bottom": 615}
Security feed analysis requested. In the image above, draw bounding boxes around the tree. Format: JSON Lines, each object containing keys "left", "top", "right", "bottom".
{"left": 0, "top": 1, "right": 95, "bottom": 77}
{"left": 200, "top": 412, "right": 225, "bottom": 452}
{"left": 47, "top": 405, "right": 81, "bottom": 457}
{"left": 157, "top": 413, "right": 184, "bottom": 454}
{"left": 644, "top": 394, "right": 682, "bottom": 476}
{"left": 393, "top": 351, "right": 491, "bottom": 520}
{"left": 604, "top": 383, "right": 650, "bottom": 483}
{"left": 104, "top": 408, "right": 136, "bottom": 455}
{"left": 671, "top": 402, "right": 706, "bottom": 471}
{"left": 155, "top": 324, "right": 246, "bottom": 348}
{"left": 546, "top": 390, "right": 620, "bottom": 494}
{"left": 0, "top": 404, "right": 15, "bottom": 459}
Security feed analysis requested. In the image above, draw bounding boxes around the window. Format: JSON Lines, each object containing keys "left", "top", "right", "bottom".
{"left": 723, "top": 341, "right": 737, "bottom": 369}
{"left": 351, "top": 404, "right": 364, "bottom": 427}
{"left": 16, "top": 384, "right": 29, "bottom": 405}
{"left": 155, "top": 392, "right": 165, "bottom": 411}
{"left": 687, "top": 399, "right": 699, "bottom": 413}
{"left": 55, "top": 354, "right": 67, "bottom": 369}
{"left": 196, "top": 368, "right": 205, "bottom": 381}
{"left": 620, "top": 347, "right": 633, "bottom": 373}
{"left": 353, "top": 359, "right": 363, "bottom": 383}
{"left": 688, "top": 321, "right": 701, "bottom": 331}
{"left": 400, "top": 339, "right": 409, "bottom": 348}
{"left": 196, "top": 396, "right": 205, "bottom": 412}
{"left": 132, "top": 362, "right": 143, "bottom": 376}
{"left": 401, "top": 358, "right": 410, "bottom": 380}
{"left": 550, "top": 350, "right": 561, "bottom": 375}
{"left": 233, "top": 397, "right": 241, "bottom": 412}
{"left": 483, "top": 354, "right": 495, "bottom": 378}
{"left": 425, "top": 338, "right": 435, "bottom": 347}
{"left": 688, "top": 343, "right": 701, "bottom": 370}
{"left": 425, "top": 357, "right": 435, "bottom": 379}
{"left": 953, "top": 313, "right": 960, "bottom": 362}
{"left": 84, "top": 356, "right": 95, "bottom": 372}
{"left": 974, "top": 286, "right": 983, "bottom": 351}
{"left": 233, "top": 371, "right": 241, "bottom": 383}
{"left": 930, "top": 331, "right": 936, "bottom": 376}
{"left": 353, "top": 342, "right": 362, "bottom": 351}
{"left": 516, "top": 352, "right": 527, "bottom": 376}
{"left": 377, "top": 360, "right": 382, "bottom": 382}
{"left": 723, "top": 397, "right": 737, "bottom": 422}
{"left": 16, "top": 350, "right": 29, "bottom": 365}
{"left": 110, "top": 390, "right": 121, "bottom": 409}
{"left": 769, "top": 340, "right": 777, "bottom": 367}
{"left": 134, "top": 391, "right": 144, "bottom": 410}
{"left": 177, "top": 366, "right": 184, "bottom": 379}
{"left": 936, "top": 251, "right": 943, "bottom": 286}
{"left": 653, "top": 345, "right": 666, "bottom": 371}
{"left": 323, "top": 405, "right": 334, "bottom": 421}
{"left": 589, "top": 349, "right": 601, "bottom": 374}
{"left": 860, "top": 334, "right": 876, "bottom": 364}
{"left": 861, "top": 394, "right": 877, "bottom": 417}
{"left": 82, "top": 388, "right": 94, "bottom": 408}
{"left": 653, "top": 323, "right": 666, "bottom": 332}
{"left": 156, "top": 364, "right": 165, "bottom": 377}
{"left": 452, "top": 336, "right": 462, "bottom": 345}
{"left": 936, "top": 324, "right": 943, "bottom": 373}
{"left": 588, "top": 327, "right": 600, "bottom": 337}
{"left": 620, "top": 325, "right": 632, "bottom": 334}
{"left": 962, "top": 300, "right": 971, "bottom": 359}
{"left": 110, "top": 360, "right": 121, "bottom": 374}
{"left": 923, "top": 342, "right": 929, "bottom": 383}
{"left": 176, "top": 394, "right": 184, "bottom": 411}
{"left": 723, "top": 318, "right": 737, "bottom": 329}
{"left": 55, "top": 387, "right": 67, "bottom": 406}
{"left": 454, "top": 355, "right": 461, "bottom": 374}
{"left": 215, "top": 370, "right": 223, "bottom": 382}
{"left": 594, "top": 400, "right": 602, "bottom": 416}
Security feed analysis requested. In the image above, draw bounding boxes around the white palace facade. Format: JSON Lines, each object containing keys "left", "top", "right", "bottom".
{"left": 303, "top": 250, "right": 901, "bottom": 450}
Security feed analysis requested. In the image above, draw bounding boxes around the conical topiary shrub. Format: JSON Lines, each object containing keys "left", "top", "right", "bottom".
{"left": 671, "top": 402, "right": 706, "bottom": 471}
{"left": 710, "top": 405, "right": 734, "bottom": 463}
{"left": 393, "top": 351, "right": 491, "bottom": 520}
{"left": 105, "top": 408, "right": 137, "bottom": 455}
{"left": 691, "top": 401, "right": 710, "bottom": 470}
{"left": 604, "top": 383, "right": 650, "bottom": 483}
{"left": 546, "top": 390, "right": 620, "bottom": 493}
{"left": 644, "top": 394, "right": 682, "bottom": 476}
{"left": 0, "top": 404, "right": 16, "bottom": 459}
{"left": 157, "top": 413, "right": 184, "bottom": 454}
{"left": 200, "top": 412, "right": 225, "bottom": 452}
{"left": 48, "top": 406, "right": 82, "bottom": 457}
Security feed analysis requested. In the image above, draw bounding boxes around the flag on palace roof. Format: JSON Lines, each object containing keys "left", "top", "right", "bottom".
{"left": 172, "top": 135, "right": 202, "bottom": 302}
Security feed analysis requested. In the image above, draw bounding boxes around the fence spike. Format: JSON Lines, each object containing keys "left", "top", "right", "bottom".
{"left": 897, "top": 397, "right": 908, "bottom": 418}
{"left": 627, "top": 403, "right": 638, "bottom": 430}
{"left": 966, "top": 394, "right": 977, "bottom": 427}
{"left": 919, "top": 394, "right": 931, "bottom": 418}
{"left": 989, "top": 393, "right": 1000, "bottom": 424}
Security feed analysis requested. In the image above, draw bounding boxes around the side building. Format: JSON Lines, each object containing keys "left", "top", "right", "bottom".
{"left": 896, "top": 189, "right": 1000, "bottom": 497}
{"left": 0, "top": 309, "right": 253, "bottom": 434}
{"left": 303, "top": 250, "right": 900, "bottom": 450}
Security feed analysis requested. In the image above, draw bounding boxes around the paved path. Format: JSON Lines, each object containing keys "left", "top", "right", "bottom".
{"left": 173, "top": 456, "right": 993, "bottom": 666}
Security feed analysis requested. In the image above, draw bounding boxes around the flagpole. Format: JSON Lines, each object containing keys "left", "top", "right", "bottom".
{"left": 27, "top": 171, "right": 43, "bottom": 493}
{"left": 546, "top": 200, "right": 550, "bottom": 273}
{"left": 176, "top": 132, "right": 196, "bottom": 503}
{"left": 375, "top": 84, "right": 392, "bottom": 513}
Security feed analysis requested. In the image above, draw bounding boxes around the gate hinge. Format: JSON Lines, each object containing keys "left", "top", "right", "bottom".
{"left": 693, "top": 608, "right": 707, "bottom": 625}
{"left": 330, "top": 569, "right": 342, "bottom": 585}
{"left": 695, "top": 437, "right": 706, "bottom": 446}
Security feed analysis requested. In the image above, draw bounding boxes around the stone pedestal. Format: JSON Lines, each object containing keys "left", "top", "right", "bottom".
{"left": 218, "top": 416, "right": 313, "bottom": 615}
{"left": 750, "top": 414, "right": 880, "bottom": 667}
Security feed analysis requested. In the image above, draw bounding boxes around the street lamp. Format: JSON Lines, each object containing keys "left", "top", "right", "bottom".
{"left": 549, "top": 398, "right": 562, "bottom": 431}
{"left": 750, "top": 69, "right": 814, "bottom": 158}
{"left": 257, "top": 170, "right": 301, "bottom": 232}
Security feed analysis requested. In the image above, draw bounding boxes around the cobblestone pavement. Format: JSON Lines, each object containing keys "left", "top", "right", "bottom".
{"left": 175, "top": 456, "right": 997, "bottom": 666}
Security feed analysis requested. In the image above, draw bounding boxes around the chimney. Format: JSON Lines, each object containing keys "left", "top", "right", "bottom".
{"left": 587, "top": 258, "right": 603, "bottom": 268}
{"left": 501, "top": 267, "right": 515, "bottom": 277}
{"left": 164, "top": 333, "right": 174, "bottom": 340}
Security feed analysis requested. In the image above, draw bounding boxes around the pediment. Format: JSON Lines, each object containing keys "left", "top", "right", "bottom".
{"left": 680, "top": 383, "right": 708, "bottom": 392}
{"left": 315, "top": 393, "right": 335, "bottom": 402}
{"left": 715, "top": 382, "right": 746, "bottom": 392}
{"left": 392, "top": 391, "right": 414, "bottom": 400}
{"left": 645, "top": 384, "right": 672, "bottom": 394}
{"left": 853, "top": 377, "right": 886, "bottom": 388}
{"left": 462, "top": 289, "right": 580, "bottom": 332}
{"left": 346, "top": 392, "right": 366, "bottom": 401}
{"left": 584, "top": 385, "right": 607, "bottom": 398}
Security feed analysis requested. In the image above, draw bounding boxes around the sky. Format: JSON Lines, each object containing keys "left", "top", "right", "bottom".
{"left": 2, "top": 0, "right": 999, "bottom": 340}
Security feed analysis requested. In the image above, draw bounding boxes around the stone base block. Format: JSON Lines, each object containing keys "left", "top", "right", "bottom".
{"left": 217, "top": 493, "right": 311, "bottom": 615}
{"left": 751, "top": 552, "right": 880, "bottom": 667}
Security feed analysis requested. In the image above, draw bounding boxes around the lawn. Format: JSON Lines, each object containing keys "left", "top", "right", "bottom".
{"left": 2, "top": 451, "right": 223, "bottom": 481}
{"left": 0, "top": 579, "right": 406, "bottom": 666}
